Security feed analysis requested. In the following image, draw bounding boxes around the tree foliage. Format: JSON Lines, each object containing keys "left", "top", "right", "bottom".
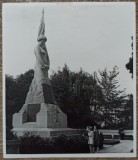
{"left": 50, "top": 65, "right": 99, "bottom": 128}
{"left": 126, "top": 53, "right": 133, "bottom": 78}
{"left": 97, "top": 66, "right": 127, "bottom": 128}
{"left": 118, "top": 94, "right": 133, "bottom": 129}
{"left": 6, "top": 69, "right": 34, "bottom": 139}
{"left": 19, "top": 133, "right": 89, "bottom": 154}
{"left": 6, "top": 65, "right": 133, "bottom": 140}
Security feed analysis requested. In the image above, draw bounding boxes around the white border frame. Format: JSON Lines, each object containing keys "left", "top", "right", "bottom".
{"left": 2, "top": 2, "right": 137, "bottom": 158}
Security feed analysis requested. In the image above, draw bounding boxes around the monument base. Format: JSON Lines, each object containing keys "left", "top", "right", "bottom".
{"left": 12, "top": 103, "right": 67, "bottom": 128}
{"left": 12, "top": 124, "right": 80, "bottom": 138}
{"left": 12, "top": 103, "right": 74, "bottom": 138}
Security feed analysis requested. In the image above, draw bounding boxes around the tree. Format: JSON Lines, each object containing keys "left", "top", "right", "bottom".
{"left": 126, "top": 53, "right": 133, "bottom": 78}
{"left": 125, "top": 94, "right": 133, "bottom": 129}
{"left": 97, "top": 66, "right": 126, "bottom": 128}
{"left": 118, "top": 94, "right": 133, "bottom": 129}
{"left": 6, "top": 69, "right": 34, "bottom": 139}
{"left": 6, "top": 75, "right": 17, "bottom": 139}
{"left": 15, "top": 69, "right": 34, "bottom": 108}
{"left": 50, "top": 65, "right": 100, "bottom": 128}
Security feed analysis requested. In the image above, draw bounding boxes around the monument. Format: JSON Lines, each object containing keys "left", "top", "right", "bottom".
{"left": 12, "top": 9, "right": 78, "bottom": 137}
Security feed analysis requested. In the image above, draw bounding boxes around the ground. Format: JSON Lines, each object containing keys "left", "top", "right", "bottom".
{"left": 98, "top": 140, "right": 133, "bottom": 153}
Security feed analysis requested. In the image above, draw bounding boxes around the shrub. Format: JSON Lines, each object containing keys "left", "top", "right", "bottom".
{"left": 19, "top": 133, "right": 89, "bottom": 154}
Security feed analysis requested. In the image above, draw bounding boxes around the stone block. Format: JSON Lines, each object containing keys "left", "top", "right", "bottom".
{"left": 42, "top": 84, "right": 56, "bottom": 104}
{"left": 59, "top": 114, "right": 67, "bottom": 128}
{"left": 36, "top": 112, "right": 48, "bottom": 128}
{"left": 12, "top": 113, "right": 24, "bottom": 128}
{"left": 47, "top": 113, "right": 54, "bottom": 128}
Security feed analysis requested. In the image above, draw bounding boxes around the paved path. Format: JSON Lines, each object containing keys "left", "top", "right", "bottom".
{"left": 97, "top": 140, "right": 133, "bottom": 153}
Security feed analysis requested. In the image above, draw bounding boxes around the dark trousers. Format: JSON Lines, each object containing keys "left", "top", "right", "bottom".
{"left": 94, "top": 143, "right": 98, "bottom": 151}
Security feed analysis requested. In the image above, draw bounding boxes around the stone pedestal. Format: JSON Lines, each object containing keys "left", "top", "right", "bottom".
{"left": 12, "top": 103, "right": 78, "bottom": 138}
{"left": 13, "top": 103, "right": 67, "bottom": 128}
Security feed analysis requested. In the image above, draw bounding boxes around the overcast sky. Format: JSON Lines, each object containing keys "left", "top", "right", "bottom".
{"left": 3, "top": 2, "right": 135, "bottom": 94}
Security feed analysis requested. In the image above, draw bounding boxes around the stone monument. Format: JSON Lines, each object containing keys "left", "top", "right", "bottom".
{"left": 12, "top": 9, "right": 78, "bottom": 137}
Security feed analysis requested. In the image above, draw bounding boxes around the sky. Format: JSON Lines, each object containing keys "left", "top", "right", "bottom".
{"left": 3, "top": 2, "right": 135, "bottom": 94}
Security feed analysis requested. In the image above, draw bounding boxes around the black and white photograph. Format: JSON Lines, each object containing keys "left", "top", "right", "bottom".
{"left": 2, "top": 2, "right": 136, "bottom": 158}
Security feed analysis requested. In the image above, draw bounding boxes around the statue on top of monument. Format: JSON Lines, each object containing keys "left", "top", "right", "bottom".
{"left": 24, "top": 8, "right": 56, "bottom": 104}
{"left": 34, "top": 8, "right": 50, "bottom": 80}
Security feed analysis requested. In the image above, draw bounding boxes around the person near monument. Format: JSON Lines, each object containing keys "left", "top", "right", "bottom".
{"left": 98, "top": 131, "right": 104, "bottom": 150}
{"left": 93, "top": 126, "right": 100, "bottom": 152}
{"left": 118, "top": 128, "right": 125, "bottom": 140}
{"left": 87, "top": 126, "right": 94, "bottom": 153}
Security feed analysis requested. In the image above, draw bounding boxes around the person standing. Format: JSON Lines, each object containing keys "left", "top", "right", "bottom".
{"left": 99, "top": 131, "right": 104, "bottom": 149}
{"left": 119, "top": 128, "right": 125, "bottom": 140}
{"left": 94, "top": 126, "right": 100, "bottom": 152}
{"left": 87, "top": 126, "right": 94, "bottom": 153}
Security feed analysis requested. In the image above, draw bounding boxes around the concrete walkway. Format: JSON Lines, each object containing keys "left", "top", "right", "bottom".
{"left": 97, "top": 140, "right": 133, "bottom": 153}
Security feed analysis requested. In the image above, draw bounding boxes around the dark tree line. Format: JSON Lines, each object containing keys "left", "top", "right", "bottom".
{"left": 50, "top": 65, "right": 99, "bottom": 128}
{"left": 6, "top": 70, "right": 34, "bottom": 139}
{"left": 6, "top": 65, "right": 133, "bottom": 139}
